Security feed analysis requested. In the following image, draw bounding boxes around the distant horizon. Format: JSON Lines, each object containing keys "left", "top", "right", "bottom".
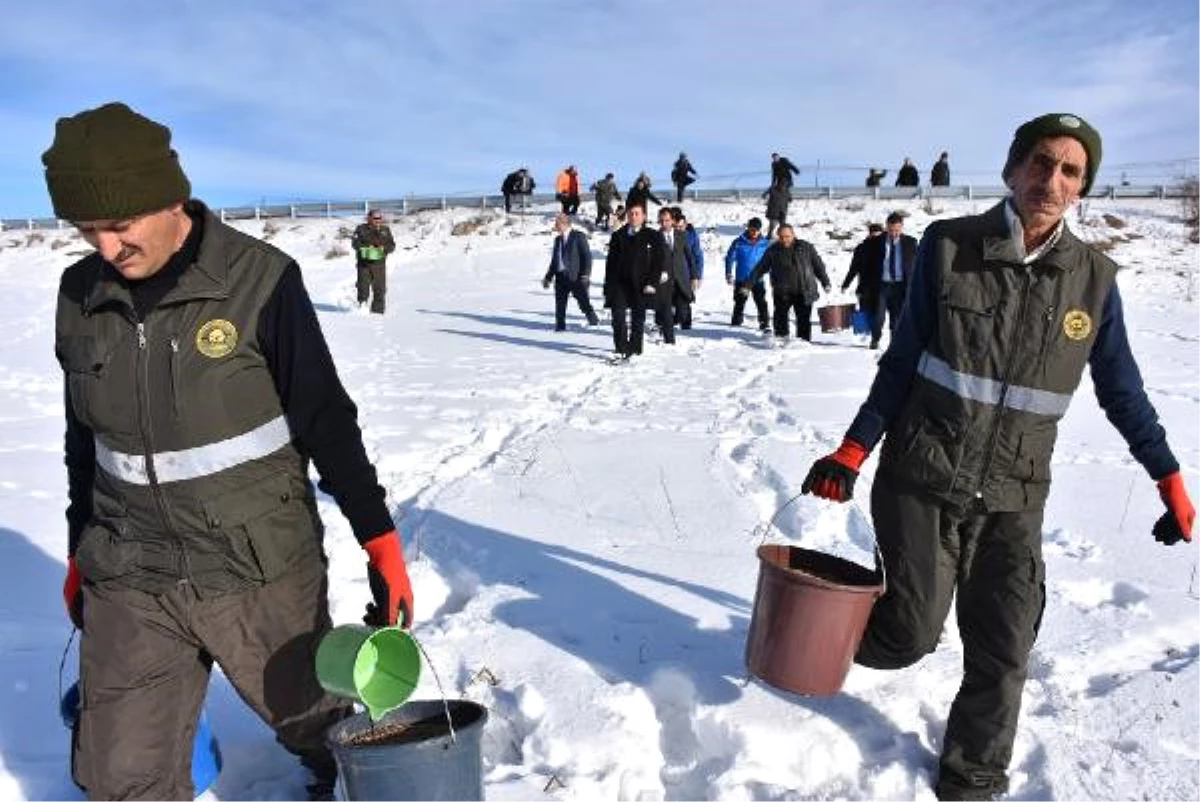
{"left": 2, "top": 0, "right": 1196, "bottom": 218}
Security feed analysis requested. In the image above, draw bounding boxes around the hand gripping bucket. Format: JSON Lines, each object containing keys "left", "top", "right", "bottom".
{"left": 317, "top": 625, "right": 488, "bottom": 800}
{"left": 745, "top": 536, "right": 885, "bottom": 695}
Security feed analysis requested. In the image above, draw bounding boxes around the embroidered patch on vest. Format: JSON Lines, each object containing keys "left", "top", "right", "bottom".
{"left": 1062, "top": 309, "right": 1092, "bottom": 341}
{"left": 196, "top": 319, "right": 238, "bottom": 358}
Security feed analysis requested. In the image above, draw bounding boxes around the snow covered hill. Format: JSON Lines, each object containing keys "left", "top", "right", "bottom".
{"left": 1, "top": 195, "right": 1196, "bottom": 800}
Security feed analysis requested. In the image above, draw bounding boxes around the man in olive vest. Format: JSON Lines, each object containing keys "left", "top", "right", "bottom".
{"left": 46, "top": 102, "right": 415, "bottom": 801}
{"left": 802, "top": 113, "right": 1194, "bottom": 800}
{"left": 350, "top": 210, "right": 395, "bottom": 313}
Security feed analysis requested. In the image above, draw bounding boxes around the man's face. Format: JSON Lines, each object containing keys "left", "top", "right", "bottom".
{"left": 75, "top": 203, "right": 189, "bottom": 281}
{"left": 369, "top": 213, "right": 384, "bottom": 227}
{"left": 554, "top": 214, "right": 571, "bottom": 233}
{"left": 747, "top": 227, "right": 761, "bottom": 240}
{"left": 778, "top": 228, "right": 795, "bottom": 247}
{"left": 628, "top": 205, "right": 646, "bottom": 228}
{"left": 658, "top": 210, "right": 673, "bottom": 229}
{"left": 673, "top": 217, "right": 687, "bottom": 232}
{"left": 887, "top": 221, "right": 903, "bottom": 239}
{"left": 1007, "top": 136, "right": 1087, "bottom": 231}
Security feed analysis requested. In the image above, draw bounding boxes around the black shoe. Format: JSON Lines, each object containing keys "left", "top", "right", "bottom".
{"left": 934, "top": 769, "right": 1008, "bottom": 801}
{"left": 554, "top": 326, "right": 566, "bottom": 332}
{"left": 869, "top": 339, "right": 879, "bottom": 350}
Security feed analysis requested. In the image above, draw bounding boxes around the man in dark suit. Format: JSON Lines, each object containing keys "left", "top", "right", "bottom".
{"left": 842, "top": 212, "right": 916, "bottom": 349}
{"left": 543, "top": 213, "right": 599, "bottom": 331}
{"left": 658, "top": 206, "right": 698, "bottom": 338}
{"left": 604, "top": 204, "right": 668, "bottom": 359}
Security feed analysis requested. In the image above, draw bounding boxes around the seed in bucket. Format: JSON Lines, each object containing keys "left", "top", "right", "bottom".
{"left": 346, "top": 715, "right": 454, "bottom": 747}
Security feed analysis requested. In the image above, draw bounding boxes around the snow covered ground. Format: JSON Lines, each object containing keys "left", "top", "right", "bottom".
{"left": 0, "top": 194, "right": 1196, "bottom": 800}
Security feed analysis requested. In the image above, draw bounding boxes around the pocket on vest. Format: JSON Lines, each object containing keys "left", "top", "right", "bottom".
{"left": 203, "top": 473, "right": 319, "bottom": 582}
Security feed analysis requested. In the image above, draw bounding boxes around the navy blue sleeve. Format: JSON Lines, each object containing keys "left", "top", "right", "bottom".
{"left": 259, "top": 263, "right": 395, "bottom": 544}
{"left": 845, "top": 234, "right": 938, "bottom": 449}
{"left": 576, "top": 232, "right": 592, "bottom": 278}
{"left": 1088, "top": 284, "right": 1179, "bottom": 479}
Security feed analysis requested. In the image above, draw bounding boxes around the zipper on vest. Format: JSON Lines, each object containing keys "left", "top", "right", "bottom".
{"left": 135, "top": 320, "right": 192, "bottom": 583}
{"left": 974, "top": 267, "right": 1033, "bottom": 498}
{"left": 169, "top": 336, "right": 181, "bottom": 420}
{"left": 1036, "top": 305, "right": 1057, "bottom": 367}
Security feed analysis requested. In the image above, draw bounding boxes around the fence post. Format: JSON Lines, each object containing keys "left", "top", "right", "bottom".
{"left": 326, "top": 202, "right": 332, "bottom": 218}
{"left": 1108, "top": 185, "right": 1116, "bottom": 200}
{"left": 1157, "top": 184, "right": 1166, "bottom": 199}
{"left": 441, "top": 196, "right": 447, "bottom": 210}
{"left": 402, "top": 198, "right": 408, "bottom": 214}
{"left": 967, "top": 185, "right": 973, "bottom": 200}
{"left": 290, "top": 205, "right": 296, "bottom": 219}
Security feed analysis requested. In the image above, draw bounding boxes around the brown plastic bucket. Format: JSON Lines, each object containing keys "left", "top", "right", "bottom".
{"left": 817, "top": 303, "right": 856, "bottom": 333}
{"left": 745, "top": 544, "right": 884, "bottom": 696}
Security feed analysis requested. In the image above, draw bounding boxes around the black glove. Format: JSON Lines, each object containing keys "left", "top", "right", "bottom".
{"left": 542, "top": 277, "right": 551, "bottom": 289}
{"left": 1152, "top": 511, "right": 1190, "bottom": 546}
{"left": 801, "top": 440, "right": 868, "bottom": 502}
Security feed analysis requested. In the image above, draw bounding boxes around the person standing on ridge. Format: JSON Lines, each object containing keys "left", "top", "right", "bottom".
{"left": 802, "top": 112, "right": 1195, "bottom": 801}
{"left": 671, "top": 152, "right": 697, "bottom": 202}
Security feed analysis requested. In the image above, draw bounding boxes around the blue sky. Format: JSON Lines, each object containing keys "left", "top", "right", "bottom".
{"left": 1, "top": 0, "right": 1196, "bottom": 217}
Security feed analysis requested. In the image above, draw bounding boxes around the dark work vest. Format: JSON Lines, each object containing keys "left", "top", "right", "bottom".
{"left": 55, "top": 202, "right": 322, "bottom": 595}
{"left": 878, "top": 202, "right": 1117, "bottom": 511}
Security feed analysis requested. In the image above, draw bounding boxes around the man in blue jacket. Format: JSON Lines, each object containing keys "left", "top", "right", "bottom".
{"left": 724, "top": 217, "right": 771, "bottom": 330}
{"left": 543, "top": 213, "right": 598, "bottom": 331}
{"left": 802, "top": 113, "right": 1195, "bottom": 800}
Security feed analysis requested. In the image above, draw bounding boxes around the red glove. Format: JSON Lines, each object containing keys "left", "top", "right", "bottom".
{"left": 802, "top": 439, "right": 869, "bottom": 502}
{"left": 64, "top": 556, "right": 84, "bottom": 630}
{"left": 363, "top": 531, "right": 414, "bottom": 628}
{"left": 1154, "top": 472, "right": 1194, "bottom": 545}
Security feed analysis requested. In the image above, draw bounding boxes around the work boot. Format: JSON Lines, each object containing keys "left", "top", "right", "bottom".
{"left": 934, "top": 768, "right": 1008, "bottom": 801}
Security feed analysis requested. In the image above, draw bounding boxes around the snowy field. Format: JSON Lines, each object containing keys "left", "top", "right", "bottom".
{"left": 0, "top": 194, "right": 1196, "bottom": 800}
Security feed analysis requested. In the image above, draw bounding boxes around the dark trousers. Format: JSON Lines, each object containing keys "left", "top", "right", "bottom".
{"left": 856, "top": 472, "right": 1046, "bottom": 797}
{"left": 557, "top": 193, "right": 580, "bottom": 214}
{"left": 504, "top": 193, "right": 514, "bottom": 213}
{"left": 673, "top": 286, "right": 693, "bottom": 330}
{"left": 653, "top": 292, "right": 676, "bottom": 344}
{"left": 356, "top": 261, "right": 387, "bottom": 313}
{"left": 872, "top": 281, "right": 906, "bottom": 341}
{"left": 772, "top": 292, "right": 813, "bottom": 340}
{"left": 594, "top": 204, "right": 613, "bottom": 231}
{"left": 74, "top": 558, "right": 351, "bottom": 800}
{"left": 675, "top": 184, "right": 686, "bottom": 202}
{"left": 553, "top": 275, "right": 599, "bottom": 329}
{"left": 732, "top": 283, "right": 769, "bottom": 329}
{"left": 608, "top": 283, "right": 648, "bottom": 356}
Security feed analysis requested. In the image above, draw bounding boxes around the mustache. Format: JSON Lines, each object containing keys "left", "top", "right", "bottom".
{"left": 113, "top": 246, "right": 139, "bottom": 263}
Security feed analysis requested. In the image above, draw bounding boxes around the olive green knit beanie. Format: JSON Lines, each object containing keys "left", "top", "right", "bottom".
{"left": 42, "top": 102, "right": 191, "bottom": 221}
{"left": 1002, "top": 113, "right": 1102, "bottom": 197}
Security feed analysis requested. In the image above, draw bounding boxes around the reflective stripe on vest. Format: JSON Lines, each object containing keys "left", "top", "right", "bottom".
{"left": 917, "top": 352, "right": 1072, "bottom": 417}
{"left": 95, "top": 416, "right": 292, "bottom": 485}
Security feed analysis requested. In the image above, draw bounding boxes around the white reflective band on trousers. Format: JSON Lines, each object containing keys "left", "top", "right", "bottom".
{"left": 916, "top": 352, "right": 1072, "bottom": 417}
{"left": 95, "top": 416, "right": 293, "bottom": 485}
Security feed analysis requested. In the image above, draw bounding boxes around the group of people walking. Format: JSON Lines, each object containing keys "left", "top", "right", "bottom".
{"left": 42, "top": 98, "right": 1194, "bottom": 802}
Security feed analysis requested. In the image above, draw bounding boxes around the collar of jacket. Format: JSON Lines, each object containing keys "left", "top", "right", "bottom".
{"left": 980, "top": 200, "right": 1077, "bottom": 272}
{"left": 83, "top": 201, "right": 233, "bottom": 316}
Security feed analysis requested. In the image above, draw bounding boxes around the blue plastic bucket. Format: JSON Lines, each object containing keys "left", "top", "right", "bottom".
{"left": 61, "top": 681, "right": 222, "bottom": 796}
{"left": 851, "top": 309, "right": 871, "bottom": 335}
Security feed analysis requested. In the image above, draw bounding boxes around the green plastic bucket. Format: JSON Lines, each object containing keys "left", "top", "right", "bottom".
{"left": 316, "top": 625, "right": 421, "bottom": 721}
{"left": 359, "top": 245, "right": 385, "bottom": 261}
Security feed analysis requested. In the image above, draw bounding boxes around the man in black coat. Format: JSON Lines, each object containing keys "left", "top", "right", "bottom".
{"left": 745, "top": 224, "right": 831, "bottom": 340}
{"left": 931, "top": 152, "right": 951, "bottom": 186}
{"left": 501, "top": 167, "right": 535, "bottom": 213}
{"left": 625, "top": 172, "right": 663, "bottom": 212}
{"left": 895, "top": 158, "right": 920, "bottom": 187}
{"left": 604, "top": 204, "right": 668, "bottom": 359}
{"left": 770, "top": 152, "right": 801, "bottom": 189}
{"left": 671, "top": 152, "right": 697, "bottom": 202}
{"left": 657, "top": 206, "right": 697, "bottom": 338}
{"left": 842, "top": 212, "right": 916, "bottom": 348}
{"left": 843, "top": 221, "right": 884, "bottom": 326}
{"left": 543, "top": 213, "right": 599, "bottom": 331}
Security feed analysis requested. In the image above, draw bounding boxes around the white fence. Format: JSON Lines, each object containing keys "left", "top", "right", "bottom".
{"left": 2, "top": 183, "right": 1190, "bottom": 231}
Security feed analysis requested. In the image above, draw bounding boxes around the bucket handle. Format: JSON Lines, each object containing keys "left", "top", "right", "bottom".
{"left": 57, "top": 626, "right": 79, "bottom": 730}
{"left": 754, "top": 490, "right": 887, "bottom": 592}
{"left": 408, "top": 633, "right": 458, "bottom": 745}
